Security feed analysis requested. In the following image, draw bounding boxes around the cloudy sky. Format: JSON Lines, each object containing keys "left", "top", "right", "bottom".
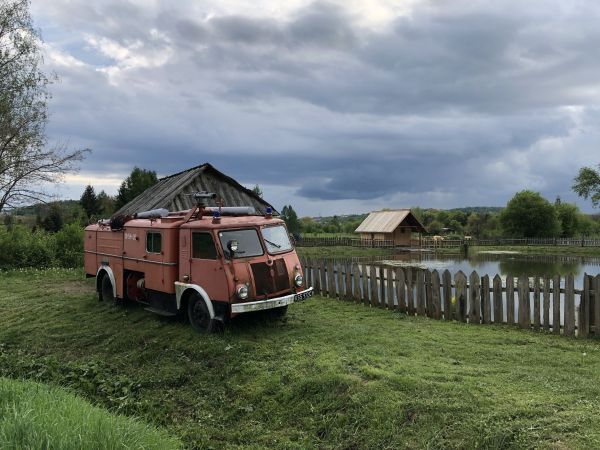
{"left": 31, "top": 0, "right": 600, "bottom": 216}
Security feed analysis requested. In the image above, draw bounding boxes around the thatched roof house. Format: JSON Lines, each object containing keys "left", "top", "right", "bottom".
{"left": 355, "top": 209, "right": 427, "bottom": 246}
{"left": 115, "top": 163, "right": 275, "bottom": 216}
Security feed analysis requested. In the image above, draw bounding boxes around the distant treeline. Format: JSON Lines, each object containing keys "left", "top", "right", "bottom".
{"left": 292, "top": 193, "right": 600, "bottom": 239}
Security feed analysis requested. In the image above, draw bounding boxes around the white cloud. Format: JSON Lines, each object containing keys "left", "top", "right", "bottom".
{"left": 28, "top": 0, "right": 600, "bottom": 215}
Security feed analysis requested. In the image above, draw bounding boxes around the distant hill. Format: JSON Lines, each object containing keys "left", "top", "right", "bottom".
{"left": 312, "top": 207, "right": 503, "bottom": 222}
{"left": 447, "top": 206, "right": 504, "bottom": 214}
{"left": 11, "top": 200, "right": 80, "bottom": 216}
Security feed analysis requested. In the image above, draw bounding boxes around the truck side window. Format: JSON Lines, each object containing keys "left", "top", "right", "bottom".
{"left": 146, "top": 231, "right": 162, "bottom": 253}
{"left": 192, "top": 233, "right": 217, "bottom": 260}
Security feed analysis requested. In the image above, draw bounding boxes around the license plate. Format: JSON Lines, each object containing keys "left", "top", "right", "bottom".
{"left": 294, "top": 290, "right": 313, "bottom": 302}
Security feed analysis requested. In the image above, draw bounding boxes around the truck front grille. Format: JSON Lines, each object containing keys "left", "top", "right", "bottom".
{"left": 251, "top": 259, "right": 290, "bottom": 297}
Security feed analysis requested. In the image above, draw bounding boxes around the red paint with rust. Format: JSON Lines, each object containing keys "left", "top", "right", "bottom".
{"left": 84, "top": 212, "right": 304, "bottom": 318}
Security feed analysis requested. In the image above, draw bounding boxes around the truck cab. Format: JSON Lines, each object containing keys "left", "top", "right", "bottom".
{"left": 84, "top": 201, "right": 313, "bottom": 332}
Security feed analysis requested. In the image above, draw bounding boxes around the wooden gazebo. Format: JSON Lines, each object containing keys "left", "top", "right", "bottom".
{"left": 355, "top": 209, "right": 427, "bottom": 246}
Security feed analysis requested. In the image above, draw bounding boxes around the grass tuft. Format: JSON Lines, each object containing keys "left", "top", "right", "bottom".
{"left": 0, "top": 377, "right": 180, "bottom": 449}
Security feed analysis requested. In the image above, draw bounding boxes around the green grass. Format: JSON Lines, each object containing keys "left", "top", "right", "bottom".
{"left": 297, "top": 245, "right": 394, "bottom": 258}
{"left": 3, "top": 269, "right": 600, "bottom": 448}
{"left": 301, "top": 233, "right": 357, "bottom": 238}
{"left": 0, "top": 376, "right": 180, "bottom": 449}
{"left": 471, "top": 245, "right": 600, "bottom": 257}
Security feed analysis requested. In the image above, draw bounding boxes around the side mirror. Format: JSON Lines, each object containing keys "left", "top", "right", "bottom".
{"left": 227, "top": 240, "right": 239, "bottom": 255}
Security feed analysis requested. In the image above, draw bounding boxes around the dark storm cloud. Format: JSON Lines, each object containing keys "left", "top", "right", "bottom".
{"left": 31, "top": 0, "right": 600, "bottom": 212}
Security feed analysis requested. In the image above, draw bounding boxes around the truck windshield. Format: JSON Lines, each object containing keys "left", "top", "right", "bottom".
{"left": 261, "top": 225, "right": 293, "bottom": 254}
{"left": 218, "top": 229, "right": 264, "bottom": 259}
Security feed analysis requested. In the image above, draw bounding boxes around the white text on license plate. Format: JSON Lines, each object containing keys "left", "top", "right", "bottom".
{"left": 294, "top": 291, "right": 313, "bottom": 302}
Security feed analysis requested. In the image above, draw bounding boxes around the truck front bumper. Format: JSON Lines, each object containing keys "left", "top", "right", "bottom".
{"left": 231, "top": 287, "right": 314, "bottom": 314}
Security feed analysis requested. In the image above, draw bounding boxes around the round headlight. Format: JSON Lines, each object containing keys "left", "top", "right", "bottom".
{"left": 236, "top": 284, "right": 249, "bottom": 300}
{"left": 294, "top": 273, "right": 303, "bottom": 287}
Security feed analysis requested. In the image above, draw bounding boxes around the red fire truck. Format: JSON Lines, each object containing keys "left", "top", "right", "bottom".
{"left": 84, "top": 193, "right": 313, "bottom": 332}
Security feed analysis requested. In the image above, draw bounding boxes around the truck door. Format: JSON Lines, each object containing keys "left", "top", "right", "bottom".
{"left": 189, "top": 231, "right": 229, "bottom": 302}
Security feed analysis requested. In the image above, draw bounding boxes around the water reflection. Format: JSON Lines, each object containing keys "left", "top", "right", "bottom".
{"left": 496, "top": 258, "right": 581, "bottom": 277}
{"left": 315, "top": 250, "right": 600, "bottom": 280}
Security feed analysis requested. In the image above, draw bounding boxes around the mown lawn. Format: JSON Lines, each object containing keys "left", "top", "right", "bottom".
{"left": 471, "top": 245, "right": 600, "bottom": 257}
{"left": 2, "top": 269, "right": 600, "bottom": 448}
{"left": 297, "top": 246, "right": 394, "bottom": 258}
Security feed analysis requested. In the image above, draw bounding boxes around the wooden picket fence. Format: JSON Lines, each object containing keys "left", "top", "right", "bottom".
{"left": 296, "top": 237, "right": 396, "bottom": 248}
{"left": 300, "top": 257, "right": 600, "bottom": 338}
{"left": 422, "top": 237, "right": 600, "bottom": 248}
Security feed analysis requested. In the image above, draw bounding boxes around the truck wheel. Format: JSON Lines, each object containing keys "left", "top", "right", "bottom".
{"left": 188, "top": 293, "right": 214, "bottom": 333}
{"left": 100, "top": 274, "right": 115, "bottom": 303}
{"left": 269, "top": 305, "right": 288, "bottom": 320}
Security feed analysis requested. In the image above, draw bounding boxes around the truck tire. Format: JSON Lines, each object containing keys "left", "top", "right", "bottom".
{"left": 99, "top": 274, "right": 115, "bottom": 303}
{"left": 188, "top": 293, "right": 214, "bottom": 333}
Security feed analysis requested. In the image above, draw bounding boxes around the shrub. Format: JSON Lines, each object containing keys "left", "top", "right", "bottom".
{"left": 0, "top": 226, "right": 55, "bottom": 270}
{"left": 0, "top": 223, "right": 83, "bottom": 270}
{"left": 54, "top": 222, "right": 84, "bottom": 268}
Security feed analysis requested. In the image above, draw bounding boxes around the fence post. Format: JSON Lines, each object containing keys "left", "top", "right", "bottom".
{"left": 543, "top": 276, "right": 550, "bottom": 331}
{"left": 493, "top": 275, "right": 502, "bottom": 324}
{"left": 378, "top": 266, "right": 386, "bottom": 308}
{"left": 314, "top": 260, "right": 322, "bottom": 295}
{"left": 564, "top": 274, "right": 575, "bottom": 337}
{"left": 431, "top": 270, "right": 441, "bottom": 320}
{"left": 406, "top": 268, "right": 414, "bottom": 315}
{"left": 533, "top": 277, "right": 541, "bottom": 331}
{"left": 518, "top": 275, "right": 530, "bottom": 329}
{"left": 553, "top": 275, "right": 561, "bottom": 335}
{"left": 327, "top": 261, "right": 335, "bottom": 298}
{"left": 416, "top": 270, "right": 426, "bottom": 316}
{"left": 469, "top": 271, "right": 480, "bottom": 324}
{"left": 352, "top": 264, "right": 361, "bottom": 303}
{"left": 593, "top": 275, "right": 600, "bottom": 336}
{"left": 306, "top": 258, "right": 313, "bottom": 290}
{"left": 387, "top": 267, "right": 395, "bottom": 309}
{"left": 579, "top": 274, "right": 590, "bottom": 338}
{"left": 370, "top": 265, "right": 379, "bottom": 307}
{"left": 443, "top": 270, "right": 452, "bottom": 321}
{"left": 361, "top": 263, "right": 369, "bottom": 306}
{"left": 506, "top": 275, "right": 514, "bottom": 325}
{"left": 345, "top": 263, "right": 353, "bottom": 301}
{"left": 397, "top": 268, "right": 406, "bottom": 313}
{"left": 455, "top": 271, "right": 467, "bottom": 322}
{"left": 425, "top": 270, "right": 433, "bottom": 317}
{"left": 481, "top": 275, "right": 491, "bottom": 324}
{"left": 335, "top": 262, "right": 343, "bottom": 298}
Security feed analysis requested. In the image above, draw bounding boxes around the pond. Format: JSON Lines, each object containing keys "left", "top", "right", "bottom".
{"left": 307, "top": 250, "right": 600, "bottom": 327}
{"left": 316, "top": 250, "right": 600, "bottom": 290}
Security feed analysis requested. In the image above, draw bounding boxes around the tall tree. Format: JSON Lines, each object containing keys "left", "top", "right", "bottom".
{"left": 80, "top": 184, "right": 100, "bottom": 218}
{"left": 251, "top": 184, "right": 263, "bottom": 198}
{"left": 573, "top": 164, "right": 600, "bottom": 207}
{"left": 281, "top": 205, "right": 300, "bottom": 235}
{"left": 97, "top": 190, "right": 115, "bottom": 217}
{"left": 0, "top": 0, "right": 86, "bottom": 213}
{"left": 37, "top": 202, "right": 63, "bottom": 232}
{"left": 500, "top": 190, "right": 560, "bottom": 238}
{"left": 115, "top": 167, "right": 158, "bottom": 210}
{"left": 555, "top": 202, "right": 579, "bottom": 238}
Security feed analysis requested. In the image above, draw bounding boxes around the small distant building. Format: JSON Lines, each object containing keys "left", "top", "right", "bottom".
{"left": 355, "top": 209, "right": 427, "bottom": 246}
